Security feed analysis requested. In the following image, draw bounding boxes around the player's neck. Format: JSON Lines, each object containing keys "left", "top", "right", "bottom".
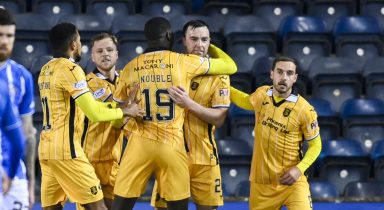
{"left": 97, "top": 67, "right": 115, "bottom": 81}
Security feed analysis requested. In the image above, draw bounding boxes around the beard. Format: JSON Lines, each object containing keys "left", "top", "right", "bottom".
{"left": 0, "top": 50, "right": 11, "bottom": 62}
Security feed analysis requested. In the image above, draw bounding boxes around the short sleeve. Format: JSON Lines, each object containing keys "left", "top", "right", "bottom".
{"left": 212, "top": 75, "right": 230, "bottom": 108}
{"left": 60, "top": 65, "right": 89, "bottom": 99}
{"left": 18, "top": 71, "right": 35, "bottom": 116}
{"left": 301, "top": 104, "right": 320, "bottom": 141}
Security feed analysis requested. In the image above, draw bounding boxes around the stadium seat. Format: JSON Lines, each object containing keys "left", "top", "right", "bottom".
{"left": 217, "top": 138, "right": 252, "bottom": 165}
{"left": 360, "top": 0, "right": 384, "bottom": 32}
{"left": 33, "top": 0, "right": 81, "bottom": 23}
{"left": 221, "top": 164, "right": 250, "bottom": 196}
{"left": 86, "top": 0, "right": 135, "bottom": 24}
{"left": 12, "top": 40, "right": 50, "bottom": 69}
{"left": 310, "top": 181, "right": 339, "bottom": 201}
{"left": 0, "top": 0, "right": 26, "bottom": 14}
{"left": 340, "top": 98, "right": 384, "bottom": 153}
{"left": 223, "top": 15, "right": 276, "bottom": 74}
{"left": 253, "top": 0, "right": 304, "bottom": 32}
{"left": 15, "top": 13, "right": 56, "bottom": 39}
{"left": 344, "top": 181, "right": 384, "bottom": 200}
{"left": 234, "top": 180, "right": 250, "bottom": 197}
{"left": 169, "top": 15, "right": 224, "bottom": 53}
{"left": 279, "top": 16, "right": 331, "bottom": 73}
{"left": 307, "top": 0, "right": 356, "bottom": 32}
{"left": 202, "top": 2, "right": 251, "bottom": 18}
{"left": 111, "top": 15, "right": 152, "bottom": 60}
{"left": 371, "top": 140, "right": 384, "bottom": 181}
{"left": 57, "top": 14, "right": 111, "bottom": 41}
{"left": 333, "top": 16, "right": 383, "bottom": 66}
{"left": 307, "top": 97, "right": 340, "bottom": 141}
{"left": 363, "top": 57, "right": 384, "bottom": 101}
{"left": 318, "top": 139, "right": 370, "bottom": 195}
{"left": 308, "top": 57, "right": 362, "bottom": 113}
{"left": 251, "top": 56, "right": 274, "bottom": 88}
{"left": 142, "top": 0, "right": 191, "bottom": 18}
{"left": 229, "top": 73, "right": 254, "bottom": 94}
{"left": 228, "top": 105, "right": 255, "bottom": 148}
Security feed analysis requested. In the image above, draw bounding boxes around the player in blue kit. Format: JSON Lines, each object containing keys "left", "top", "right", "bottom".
{"left": 0, "top": 8, "right": 36, "bottom": 210}
{"left": 0, "top": 80, "right": 25, "bottom": 207}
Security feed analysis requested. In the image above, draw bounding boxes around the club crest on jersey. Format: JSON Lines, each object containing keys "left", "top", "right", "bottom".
{"left": 90, "top": 186, "right": 98, "bottom": 195}
{"left": 191, "top": 82, "right": 199, "bottom": 90}
{"left": 74, "top": 80, "right": 87, "bottom": 90}
{"left": 283, "top": 108, "right": 291, "bottom": 117}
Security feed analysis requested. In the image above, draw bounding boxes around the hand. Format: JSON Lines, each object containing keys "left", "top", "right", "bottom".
{"left": 279, "top": 166, "right": 302, "bottom": 186}
{"left": 119, "top": 83, "right": 141, "bottom": 108}
{"left": 121, "top": 103, "right": 145, "bottom": 118}
{"left": 2, "top": 173, "right": 12, "bottom": 195}
{"left": 167, "top": 86, "right": 192, "bottom": 108}
{"left": 28, "top": 182, "right": 35, "bottom": 209}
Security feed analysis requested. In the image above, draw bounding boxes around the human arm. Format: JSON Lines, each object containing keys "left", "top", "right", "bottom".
{"left": 21, "top": 115, "right": 36, "bottom": 207}
{"left": 206, "top": 44, "right": 237, "bottom": 75}
{"left": 167, "top": 86, "right": 228, "bottom": 127}
{"left": 75, "top": 92, "right": 144, "bottom": 122}
{"left": 279, "top": 135, "right": 322, "bottom": 185}
{"left": 230, "top": 86, "right": 254, "bottom": 110}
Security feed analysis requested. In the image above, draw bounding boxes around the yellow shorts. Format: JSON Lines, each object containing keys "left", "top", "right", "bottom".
{"left": 151, "top": 164, "right": 224, "bottom": 207}
{"left": 91, "top": 160, "right": 119, "bottom": 199}
{"left": 40, "top": 156, "right": 103, "bottom": 207}
{"left": 250, "top": 176, "right": 312, "bottom": 210}
{"left": 114, "top": 135, "right": 190, "bottom": 201}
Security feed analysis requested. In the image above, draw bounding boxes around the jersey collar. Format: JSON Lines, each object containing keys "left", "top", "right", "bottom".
{"left": 266, "top": 87, "right": 298, "bottom": 103}
{"left": 93, "top": 68, "right": 119, "bottom": 84}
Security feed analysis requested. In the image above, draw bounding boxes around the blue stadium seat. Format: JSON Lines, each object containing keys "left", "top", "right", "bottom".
{"left": 363, "top": 57, "right": 384, "bottom": 101}
{"left": 14, "top": 13, "right": 56, "bottom": 40}
{"left": 169, "top": 15, "right": 224, "bottom": 53}
{"left": 371, "top": 140, "right": 384, "bottom": 181}
{"left": 307, "top": 0, "right": 356, "bottom": 32}
{"left": 234, "top": 180, "right": 249, "bottom": 197}
{"left": 142, "top": 0, "right": 191, "bottom": 18}
{"left": 12, "top": 40, "right": 50, "bottom": 69}
{"left": 344, "top": 181, "right": 384, "bottom": 200}
{"left": 318, "top": 139, "right": 370, "bottom": 195}
{"left": 310, "top": 181, "right": 339, "bottom": 200}
{"left": 111, "top": 15, "right": 152, "bottom": 60}
{"left": 279, "top": 16, "right": 331, "bottom": 73}
{"left": 307, "top": 98, "right": 340, "bottom": 141}
{"left": 221, "top": 164, "right": 250, "bottom": 196}
{"left": 340, "top": 98, "right": 384, "bottom": 153}
{"left": 33, "top": 0, "right": 81, "bottom": 23}
{"left": 333, "top": 16, "right": 383, "bottom": 65}
{"left": 57, "top": 14, "right": 111, "bottom": 41}
{"left": 202, "top": 2, "right": 251, "bottom": 18}
{"left": 228, "top": 105, "right": 255, "bottom": 148}
{"left": 308, "top": 57, "right": 362, "bottom": 113}
{"left": 217, "top": 138, "right": 252, "bottom": 164}
{"left": 86, "top": 0, "right": 135, "bottom": 24}
{"left": 0, "top": 0, "right": 26, "bottom": 14}
{"left": 360, "top": 0, "right": 384, "bottom": 32}
{"left": 223, "top": 16, "right": 276, "bottom": 74}
{"left": 253, "top": 0, "right": 303, "bottom": 32}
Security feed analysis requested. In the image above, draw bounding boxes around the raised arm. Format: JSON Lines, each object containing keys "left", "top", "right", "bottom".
{"left": 230, "top": 86, "right": 254, "bottom": 110}
{"left": 207, "top": 44, "right": 237, "bottom": 75}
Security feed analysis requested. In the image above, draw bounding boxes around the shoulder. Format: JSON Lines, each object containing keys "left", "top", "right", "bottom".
{"left": 8, "top": 60, "right": 32, "bottom": 78}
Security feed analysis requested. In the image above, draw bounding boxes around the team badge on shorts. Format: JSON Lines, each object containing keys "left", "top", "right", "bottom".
{"left": 191, "top": 82, "right": 199, "bottom": 90}
{"left": 283, "top": 108, "right": 291, "bottom": 117}
{"left": 90, "top": 186, "right": 98, "bottom": 195}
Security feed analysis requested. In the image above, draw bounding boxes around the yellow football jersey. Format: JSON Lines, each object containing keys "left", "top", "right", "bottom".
{"left": 81, "top": 70, "right": 123, "bottom": 162}
{"left": 38, "top": 58, "right": 89, "bottom": 160}
{"left": 184, "top": 75, "right": 230, "bottom": 165}
{"left": 114, "top": 49, "right": 210, "bottom": 148}
{"left": 248, "top": 86, "right": 319, "bottom": 185}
